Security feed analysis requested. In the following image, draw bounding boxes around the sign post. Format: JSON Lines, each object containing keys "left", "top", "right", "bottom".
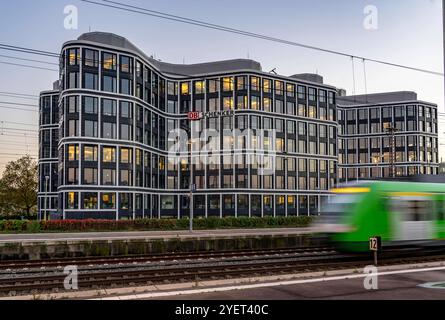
{"left": 369, "top": 236, "right": 382, "bottom": 266}
{"left": 189, "top": 183, "right": 196, "bottom": 233}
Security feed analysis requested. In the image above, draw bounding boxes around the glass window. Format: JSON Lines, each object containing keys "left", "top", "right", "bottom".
{"left": 67, "top": 48, "right": 79, "bottom": 66}
{"left": 102, "top": 75, "right": 117, "bottom": 93}
{"left": 236, "top": 76, "right": 247, "bottom": 90}
{"left": 102, "top": 99, "right": 116, "bottom": 116}
{"left": 83, "top": 168, "right": 98, "bottom": 185}
{"left": 263, "top": 79, "right": 272, "bottom": 93}
{"left": 103, "top": 52, "right": 117, "bottom": 70}
{"left": 102, "top": 122, "right": 116, "bottom": 139}
{"left": 84, "top": 72, "right": 98, "bottom": 90}
{"left": 120, "top": 148, "right": 132, "bottom": 164}
{"left": 120, "top": 55, "right": 133, "bottom": 73}
{"left": 250, "top": 76, "right": 260, "bottom": 91}
{"left": 181, "top": 82, "right": 190, "bottom": 95}
{"left": 82, "top": 192, "right": 98, "bottom": 209}
{"left": 66, "top": 192, "right": 78, "bottom": 209}
{"left": 120, "top": 78, "right": 132, "bottom": 95}
{"left": 68, "top": 96, "right": 78, "bottom": 113}
{"left": 84, "top": 49, "right": 98, "bottom": 67}
{"left": 102, "top": 169, "right": 115, "bottom": 186}
{"left": 101, "top": 193, "right": 116, "bottom": 209}
{"left": 84, "top": 120, "right": 98, "bottom": 137}
{"left": 68, "top": 145, "right": 79, "bottom": 161}
{"left": 103, "top": 147, "right": 116, "bottom": 163}
{"left": 194, "top": 80, "right": 205, "bottom": 94}
{"left": 83, "top": 96, "right": 98, "bottom": 114}
{"left": 222, "top": 77, "right": 234, "bottom": 91}
{"left": 83, "top": 145, "right": 98, "bottom": 161}
{"left": 120, "top": 101, "right": 132, "bottom": 118}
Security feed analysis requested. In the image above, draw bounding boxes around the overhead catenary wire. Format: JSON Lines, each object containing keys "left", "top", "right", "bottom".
{"left": 0, "top": 54, "right": 59, "bottom": 66}
{"left": 77, "top": 0, "right": 444, "bottom": 77}
{"left": 0, "top": 60, "right": 58, "bottom": 72}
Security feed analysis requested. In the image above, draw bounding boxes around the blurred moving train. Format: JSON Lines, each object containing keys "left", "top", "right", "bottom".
{"left": 316, "top": 176, "right": 445, "bottom": 252}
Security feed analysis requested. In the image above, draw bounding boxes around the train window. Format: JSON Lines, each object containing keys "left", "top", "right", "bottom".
{"left": 391, "top": 198, "right": 432, "bottom": 222}
{"left": 407, "top": 201, "right": 432, "bottom": 222}
{"left": 436, "top": 199, "right": 445, "bottom": 221}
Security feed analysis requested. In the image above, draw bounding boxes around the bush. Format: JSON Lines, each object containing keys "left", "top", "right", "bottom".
{"left": 0, "top": 216, "right": 315, "bottom": 233}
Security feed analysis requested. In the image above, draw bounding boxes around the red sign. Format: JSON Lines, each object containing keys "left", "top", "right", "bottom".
{"left": 187, "top": 112, "right": 201, "bottom": 121}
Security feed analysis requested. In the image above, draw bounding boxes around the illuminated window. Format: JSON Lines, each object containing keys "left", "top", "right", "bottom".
{"left": 223, "top": 97, "right": 234, "bottom": 110}
{"left": 263, "top": 79, "right": 272, "bottom": 93}
{"left": 120, "top": 148, "right": 132, "bottom": 164}
{"left": 275, "top": 81, "right": 284, "bottom": 95}
{"left": 83, "top": 145, "right": 98, "bottom": 161}
{"left": 102, "top": 52, "right": 117, "bottom": 70}
{"left": 222, "top": 77, "right": 234, "bottom": 92}
{"left": 103, "top": 147, "right": 116, "bottom": 163}
{"left": 181, "top": 82, "right": 190, "bottom": 95}
{"left": 263, "top": 97, "right": 271, "bottom": 112}
{"left": 67, "top": 48, "right": 79, "bottom": 66}
{"left": 250, "top": 76, "right": 260, "bottom": 91}
{"left": 68, "top": 145, "right": 79, "bottom": 161}
{"left": 82, "top": 192, "right": 98, "bottom": 209}
{"left": 208, "top": 79, "right": 219, "bottom": 93}
{"left": 286, "top": 83, "right": 295, "bottom": 97}
{"left": 236, "top": 76, "right": 247, "bottom": 90}
{"left": 251, "top": 96, "right": 260, "bottom": 110}
{"left": 236, "top": 96, "right": 247, "bottom": 109}
{"left": 194, "top": 81, "right": 205, "bottom": 94}
{"left": 101, "top": 193, "right": 116, "bottom": 209}
{"left": 66, "top": 192, "right": 78, "bottom": 209}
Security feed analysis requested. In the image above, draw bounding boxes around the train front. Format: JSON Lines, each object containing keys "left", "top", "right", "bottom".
{"left": 313, "top": 183, "right": 374, "bottom": 252}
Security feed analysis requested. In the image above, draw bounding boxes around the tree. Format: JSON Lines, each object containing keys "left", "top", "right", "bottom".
{"left": 0, "top": 156, "right": 38, "bottom": 217}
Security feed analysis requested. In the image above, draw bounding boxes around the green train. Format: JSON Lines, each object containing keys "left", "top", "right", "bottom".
{"left": 316, "top": 178, "right": 445, "bottom": 252}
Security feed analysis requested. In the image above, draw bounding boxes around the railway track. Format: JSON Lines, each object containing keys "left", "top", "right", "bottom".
{"left": 1, "top": 246, "right": 445, "bottom": 297}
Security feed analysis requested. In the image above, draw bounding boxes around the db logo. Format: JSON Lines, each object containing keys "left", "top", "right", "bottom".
{"left": 187, "top": 112, "right": 201, "bottom": 121}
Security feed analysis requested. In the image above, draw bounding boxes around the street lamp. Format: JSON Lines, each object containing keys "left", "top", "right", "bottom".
{"left": 44, "top": 175, "right": 49, "bottom": 221}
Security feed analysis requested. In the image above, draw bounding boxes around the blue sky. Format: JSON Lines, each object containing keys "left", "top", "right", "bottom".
{"left": 0, "top": 0, "right": 443, "bottom": 171}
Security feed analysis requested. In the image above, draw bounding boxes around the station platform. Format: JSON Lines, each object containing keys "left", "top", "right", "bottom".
{"left": 0, "top": 228, "right": 321, "bottom": 261}
{"left": 0, "top": 227, "right": 315, "bottom": 243}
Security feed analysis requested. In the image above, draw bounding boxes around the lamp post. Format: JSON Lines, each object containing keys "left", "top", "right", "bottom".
{"left": 44, "top": 175, "right": 49, "bottom": 221}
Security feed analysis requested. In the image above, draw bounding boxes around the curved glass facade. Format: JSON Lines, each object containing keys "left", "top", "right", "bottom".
{"left": 47, "top": 34, "right": 338, "bottom": 219}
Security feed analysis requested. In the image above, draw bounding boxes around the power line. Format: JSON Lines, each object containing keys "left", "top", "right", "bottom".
{"left": 0, "top": 43, "right": 59, "bottom": 58}
{"left": 79, "top": 0, "right": 444, "bottom": 77}
{"left": 0, "top": 54, "right": 59, "bottom": 66}
{"left": 0, "top": 60, "right": 58, "bottom": 72}
{"left": 0, "top": 120, "right": 38, "bottom": 127}
{"left": 0, "top": 105, "right": 39, "bottom": 113}
{"left": 0, "top": 93, "right": 38, "bottom": 101}
{"left": 0, "top": 127, "right": 39, "bottom": 133}
{"left": 0, "top": 91, "right": 39, "bottom": 98}
{"left": 0, "top": 101, "right": 38, "bottom": 108}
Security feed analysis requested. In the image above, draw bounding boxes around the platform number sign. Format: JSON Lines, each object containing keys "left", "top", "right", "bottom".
{"left": 369, "top": 236, "right": 381, "bottom": 252}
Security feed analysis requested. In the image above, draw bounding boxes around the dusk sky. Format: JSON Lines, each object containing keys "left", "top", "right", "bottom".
{"left": 0, "top": 0, "right": 443, "bottom": 173}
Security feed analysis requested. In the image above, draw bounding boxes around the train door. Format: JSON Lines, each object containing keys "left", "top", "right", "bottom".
{"left": 433, "top": 197, "right": 445, "bottom": 239}
{"left": 391, "top": 197, "right": 434, "bottom": 241}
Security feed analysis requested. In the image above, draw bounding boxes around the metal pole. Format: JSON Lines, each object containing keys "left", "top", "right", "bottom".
{"left": 44, "top": 175, "right": 49, "bottom": 221}
{"left": 374, "top": 251, "right": 378, "bottom": 266}
{"left": 189, "top": 187, "right": 193, "bottom": 233}
{"left": 442, "top": 0, "right": 445, "bottom": 127}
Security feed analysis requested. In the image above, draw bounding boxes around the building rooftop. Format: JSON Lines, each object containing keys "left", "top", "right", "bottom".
{"left": 337, "top": 91, "right": 419, "bottom": 106}
{"left": 70, "top": 32, "right": 333, "bottom": 88}
{"left": 77, "top": 32, "right": 263, "bottom": 76}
